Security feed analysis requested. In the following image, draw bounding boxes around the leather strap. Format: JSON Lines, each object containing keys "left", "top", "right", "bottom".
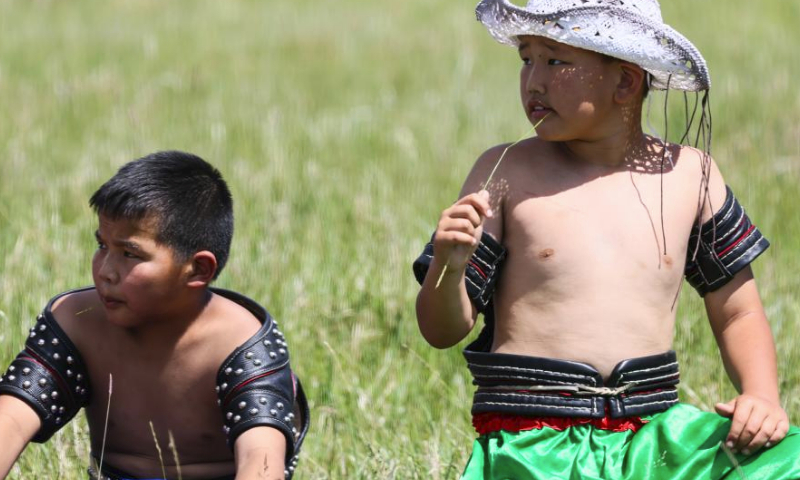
{"left": 465, "top": 349, "right": 679, "bottom": 419}
{"left": 685, "top": 186, "right": 769, "bottom": 296}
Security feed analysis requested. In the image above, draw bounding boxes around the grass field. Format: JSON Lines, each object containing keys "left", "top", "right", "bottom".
{"left": 1, "top": 0, "right": 799, "bottom": 478}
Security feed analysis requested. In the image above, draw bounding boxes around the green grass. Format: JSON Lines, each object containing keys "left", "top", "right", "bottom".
{"left": 1, "top": 0, "right": 799, "bottom": 478}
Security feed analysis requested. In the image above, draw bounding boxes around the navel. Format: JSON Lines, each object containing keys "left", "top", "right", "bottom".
{"left": 662, "top": 255, "right": 673, "bottom": 267}
{"left": 538, "top": 248, "right": 555, "bottom": 259}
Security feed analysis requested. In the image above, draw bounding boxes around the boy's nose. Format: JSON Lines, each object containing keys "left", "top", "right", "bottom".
{"left": 524, "top": 64, "right": 546, "bottom": 94}
{"left": 97, "top": 257, "right": 120, "bottom": 284}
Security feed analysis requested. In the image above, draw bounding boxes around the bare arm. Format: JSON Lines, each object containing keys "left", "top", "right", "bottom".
{"left": 234, "top": 426, "right": 287, "bottom": 480}
{"left": 416, "top": 148, "right": 505, "bottom": 348}
{"left": 704, "top": 267, "right": 789, "bottom": 454}
{"left": 0, "top": 395, "right": 41, "bottom": 479}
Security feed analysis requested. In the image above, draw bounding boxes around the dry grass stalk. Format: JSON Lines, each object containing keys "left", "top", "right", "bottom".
{"left": 435, "top": 114, "right": 550, "bottom": 288}
{"left": 168, "top": 430, "right": 183, "bottom": 480}
{"left": 149, "top": 421, "right": 168, "bottom": 480}
{"left": 98, "top": 374, "right": 113, "bottom": 476}
{"left": 719, "top": 441, "right": 748, "bottom": 480}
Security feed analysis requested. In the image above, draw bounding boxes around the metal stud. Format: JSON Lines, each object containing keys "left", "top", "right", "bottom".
{"left": 80, "top": 388, "right": 86, "bottom": 395}
{"left": 67, "top": 356, "right": 74, "bottom": 364}
{"left": 269, "top": 352, "right": 277, "bottom": 359}
{"left": 279, "top": 348, "right": 286, "bottom": 355}
{"left": 249, "top": 408, "right": 259, "bottom": 415}
{"left": 40, "top": 393, "right": 48, "bottom": 401}
{"left": 225, "top": 367, "right": 232, "bottom": 375}
{"left": 23, "top": 381, "right": 31, "bottom": 389}
{"left": 51, "top": 391, "right": 58, "bottom": 399}
{"left": 270, "top": 409, "right": 277, "bottom": 416}
{"left": 221, "top": 383, "right": 228, "bottom": 390}
{"left": 284, "top": 470, "right": 289, "bottom": 477}
{"left": 288, "top": 413, "right": 295, "bottom": 420}
{"left": 30, "top": 331, "right": 37, "bottom": 338}
{"left": 235, "top": 368, "right": 243, "bottom": 375}
{"left": 55, "top": 417, "right": 62, "bottom": 424}
{"left": 76, "top": 374, "right": 83, "bottom": 381}
{"left": 39, "top": 324, "right": 46, "bottom": 332}
{"left": 59, "top": 407, "right": 65, "bottom": 414}
{"left": 238, "top": 401, "right": 247, "bottom": 410}
{"left": 8, "top": 366, "right": 15, "bottom": 372}
{"left": 233, "top": 415, "right": 241, "bottom": 423}
{"left": 51, "top": 405, "right": 58, "bottom": 413}
{"left": 76, "top": 386, "right": 81, "bottom": 393}
{"left": 284, "top": 415, "right": 291, "bottom": 422}
{"left": 259, "top": 397, "right": 267, "bottom": 405}
{"left": 245, "top": 352, "right": 254, "bottom": 359}
{"left": 66, "top": 370, "right": 73, "bottom": 377}
{"left": 215, "top": 386, "right": 220, "bottom": 393}
{"left": 277, "top": 402, "right": 284, "bottom": 410}
{"left": 51, "top": 338, "right": 59, "bottom": 346}
{"left": 22, "top": 367, "right": 30, "bottom": 375}
{"left": 53, "top": 353, "right": 61, "bottom": 360}
{"left": 7, "top": 375, "right": 15, "bottom": 381}
{"left": 253, "top": 360, "right": 262, "bottom": 366}
{"left": 39, "top": 378, "right": 47, "bottom": 387}
{"left": 217, "top": 399, "right": 221, "bottom": 406}
{"left": 263, "top": 340, "right": 272, "bottom": 347}
{"left": 38, "top": 339, "right": 45, "bottom": 346}
{"left": 226, "top": 412, "right": 233, "bottom": 420}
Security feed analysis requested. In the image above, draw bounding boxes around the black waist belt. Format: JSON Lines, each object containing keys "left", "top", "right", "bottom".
{"left": 465, "top": 349, "right": 680, "bottom": 419}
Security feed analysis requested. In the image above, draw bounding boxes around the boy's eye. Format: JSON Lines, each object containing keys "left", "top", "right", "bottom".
{"left": 96, "top": 242, "right": 107, "bottom": 250}
{"left": 548, "top": 59, "right": 566, "bottom": 66}
{"left": 521, "top": 57, "right": 531, "bottom": 66}
{"left": 123, "top": 251, "right": 139, "bottom": 259}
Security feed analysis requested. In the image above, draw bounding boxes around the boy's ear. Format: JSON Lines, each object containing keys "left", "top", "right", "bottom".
{"left": 186, "top": 250, "right": 218, "bottom": 287}
{"left": 614, "top": 62, "right": 646, "bottom": 104}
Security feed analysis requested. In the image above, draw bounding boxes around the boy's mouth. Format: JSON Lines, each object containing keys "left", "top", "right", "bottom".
{"left": 98, "top": 292, "right": 125, "bottom": 309}
{"left": 527, "top": 100, "right": 553, "bottom": 120}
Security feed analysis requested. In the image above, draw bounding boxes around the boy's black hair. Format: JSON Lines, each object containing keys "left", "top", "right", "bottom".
{"left": 89, "top": 151, "right": 234, "bottom": 279}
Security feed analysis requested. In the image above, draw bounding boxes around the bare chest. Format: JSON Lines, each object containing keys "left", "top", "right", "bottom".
{"left": 82, "top": 340, "right": 231, "bottom": 461}
{"left": 501, "top": 173, "right": 697, "bottom": 286}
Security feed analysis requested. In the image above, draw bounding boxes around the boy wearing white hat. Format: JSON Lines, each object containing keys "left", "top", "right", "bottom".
{"left": 414, "top": 0, "right": 799, "bottom": 478}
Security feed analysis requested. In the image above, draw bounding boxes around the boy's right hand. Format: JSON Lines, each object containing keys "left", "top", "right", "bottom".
{"left": 433, "top": 190, "right": 493, "bottom": 275}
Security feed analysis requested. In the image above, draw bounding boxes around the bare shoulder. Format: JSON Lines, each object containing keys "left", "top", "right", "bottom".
{"left": 459, "top": 143, "right": 512, "bottom": 195}
{"left": 464, "top": 138, "right": 557, "bottom": 193}
{"left": 669, "top": 142, "right": 728, "bottom": 221}
{"left": 50, "top": 288, "right": 104, "bottom": 341}
{"left": 198, "top": 292, "right": 264, "bottom": 364}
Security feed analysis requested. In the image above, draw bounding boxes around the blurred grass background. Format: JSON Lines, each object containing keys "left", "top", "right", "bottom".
{"left": 1, "top": 0, "right": 798, "bottom": 478}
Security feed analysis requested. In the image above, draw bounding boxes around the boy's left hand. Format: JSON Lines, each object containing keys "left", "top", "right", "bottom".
{"left": 715, "top": 394, "right": 790, "bottom": 455}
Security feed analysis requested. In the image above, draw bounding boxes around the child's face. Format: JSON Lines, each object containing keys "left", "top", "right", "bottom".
{"left": 92, "top": 213, "right": 192, "bottom": 328}
{"left": 517, "top": 35, "right": 621, "bottom": 141}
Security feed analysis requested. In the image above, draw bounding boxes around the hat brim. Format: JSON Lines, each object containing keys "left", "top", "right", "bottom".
{"left": 476, "top": 0, "right": 710, "bottom": 91}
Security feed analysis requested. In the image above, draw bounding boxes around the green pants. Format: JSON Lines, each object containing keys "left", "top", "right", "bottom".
{"left": 461, "top": 404, "right": 800, "bottom": 480}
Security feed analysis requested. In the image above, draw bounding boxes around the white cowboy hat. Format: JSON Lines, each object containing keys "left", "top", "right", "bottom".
{"left": 476, "top": 0, "right": 710, "bottom": 91}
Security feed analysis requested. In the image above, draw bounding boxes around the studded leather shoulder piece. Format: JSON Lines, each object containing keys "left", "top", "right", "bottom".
{"left": 214, "top": 289, "right": 309, "bottom": 479}
{"left": 413, "top": 231, "right": 507, "bottom": 313}
{"left": 0, "top": 295, "right": 91, "bottom": 443}
{"left": 685, "top": 186, "right": 770, "bottom": 296}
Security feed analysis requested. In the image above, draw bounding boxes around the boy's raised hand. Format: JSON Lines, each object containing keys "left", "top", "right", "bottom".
{"left": 434, "top": 190, "right": 493, "bottom": 275}
{"left": 715, "top": 394, "right": 790, "bottom": 455}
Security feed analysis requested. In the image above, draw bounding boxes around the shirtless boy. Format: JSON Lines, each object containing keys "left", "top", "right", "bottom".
{"left": 0, "top": 151, "right": 308, "bottom": 480}
{"left": 414, "top": 0, "right": 799, "bottom": 478}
